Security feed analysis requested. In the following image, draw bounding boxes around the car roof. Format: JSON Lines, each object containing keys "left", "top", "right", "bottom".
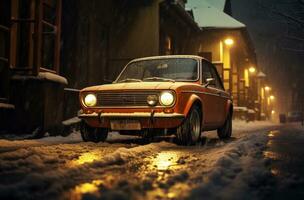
{"left": 130, "top": 55, "right": 204, "bottom": 62}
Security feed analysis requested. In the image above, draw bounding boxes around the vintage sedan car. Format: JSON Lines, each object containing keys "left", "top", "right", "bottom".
{"left": 78, "top": 55, "right": 233, "bottom": 145}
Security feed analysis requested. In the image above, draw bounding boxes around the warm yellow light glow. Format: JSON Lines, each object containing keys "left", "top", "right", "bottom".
{"left": 268, "top": 130, "right": 278, "bottom": 137}
{"left": 271, "top": 110, "right": 275, "bottom": 115}
{"left": 270, "top": 95, "right": 275, "bottom": 100}
{"left": 69, "top": 180, "right": 103, "bottom": 199}
{"left": 84, "top": 94, "right": 97, "bottom": 107}
{"left": 76, "top": 153, "right": 100, "bottom": 165}
{"left": 249, "top": 66, "right": 256, "bottom": 73}
{"left": 265, "top": 86, "right": 271, "bottom": 91}
{"left": 268, "top": 133, "right": 275, "bottom": 137}
{"left": 244, "top": 69, "right": 249, "bottom": 87}
{"left": 75, "top": 183, "right": 98, "bottom": 194}
{"left": 152, "top": 152, "right": 178, "bottom": 171}
{"left": 224, "top": 38, "right": 234, "bottom": 46}
{"left": 68, "top": 152, "right": 101, "bottom": 167}
{"left": 160, "top": 91, "right": 175, "bottom": 106}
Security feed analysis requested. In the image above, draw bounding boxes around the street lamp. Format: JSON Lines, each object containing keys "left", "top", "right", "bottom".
{"left": 249, "top": 66, "right": 256, "bottom": 74}
{"left": 270, "top": 95, "right": 275, "bottom": 101}
{"left": 265, "top": 86, "right": 271, "bottom": 92}
{"left": 224, "top": 38, "right": 234, "bottom": 46}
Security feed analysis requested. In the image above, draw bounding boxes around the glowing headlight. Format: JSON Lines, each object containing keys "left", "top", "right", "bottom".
{"left": 147, "top": 95, "right": 158, "bottom": 106}
{"left": 160, "top": 91, "right": 175, "bottom": 106}
{"left": 84, "top": 94, "right": 97, "bottom": 107}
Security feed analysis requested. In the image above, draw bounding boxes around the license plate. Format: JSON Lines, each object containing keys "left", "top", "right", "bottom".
{"left": 110, "top": 120, "right": 141, "bottom": 130}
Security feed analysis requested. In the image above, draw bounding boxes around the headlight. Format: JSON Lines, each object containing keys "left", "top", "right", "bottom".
{"left": 147, "top": 95, "right": 158, "bottom": 106}
{"left": 160, "top": 91, "right": 175, "bottom": 106}
{"left": 84, "top": 94, "right": 97, "bottom": 107}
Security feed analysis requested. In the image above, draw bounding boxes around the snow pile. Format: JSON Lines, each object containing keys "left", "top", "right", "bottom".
{"left": 62, "top": 117, "right": 81, "bottom": 126}
{"left": 38, "top": 72, "right": 68, "bottom": 85}
{"left": 0, "top": 119, "right": 278, "bottom": 199}
{"left": 92, "top": 142, "right": 173, "bottom": 167}
{"left": 11, "top": 73, "right": 68, "bottom": 85}
{"left": 232, "top": 120, "right": 276, "bottom": 136}
{"left": 0, "top": 139, "right": 174, "bottom": 199}
{"left": 188, "top": 132, "right": 273, "bottom": 200}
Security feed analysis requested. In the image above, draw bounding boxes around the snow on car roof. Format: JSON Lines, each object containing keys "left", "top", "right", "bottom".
{"left": 130, "top": 55, "right": 203, "bottom": 62}
{"left": 186, "top": 0, "right": 245, "bottom": 29}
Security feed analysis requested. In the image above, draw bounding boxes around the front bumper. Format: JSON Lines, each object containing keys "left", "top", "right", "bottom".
{"left": 78, "top": 112, "right": 185, "bottom": 129}
{"left": 78, "top": 112, "right": 185, "bottom": 119}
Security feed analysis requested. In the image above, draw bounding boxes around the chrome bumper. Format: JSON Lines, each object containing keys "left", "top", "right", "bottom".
{"left": 78, "top": 112, "right": 185, "bottom": 119}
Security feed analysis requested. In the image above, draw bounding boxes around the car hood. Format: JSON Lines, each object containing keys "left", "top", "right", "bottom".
{"left": 81, "top": 81, "right": 197, "bottom": 92}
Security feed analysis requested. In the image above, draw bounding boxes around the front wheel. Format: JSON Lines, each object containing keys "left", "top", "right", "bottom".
{"left": 176, "top": 105, "right": 202, "bottom": 145}
{"left": 80, "top": 122, "right": 108, "bottom": 143}
{"left": 217, "top": 112, "right": 232, "bottom": 139}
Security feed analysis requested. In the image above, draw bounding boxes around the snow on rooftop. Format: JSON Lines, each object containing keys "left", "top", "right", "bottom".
{"left": 186, "top": 0, "right": 245, "bottom": 29}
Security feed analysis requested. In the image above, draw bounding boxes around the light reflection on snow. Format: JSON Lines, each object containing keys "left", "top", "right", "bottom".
{"left": 68, "top": 151, "right": 102, "bottom": 167}
{"left": 268, "top": 133, "right": 275, "bottom": 137}
{"left": 151, "top": 152, "right": 179, "bottom": 171}
{"left": 263, "top": 151, "right": 280, "bottom": 160}
{"left": 268, "top": 130, "right": 279, "bottom": 138}
{"left": 271, "top": 168, "right": 280, "bottom": 176}
{"left": 69, "top": 180, "right": 102, "bottom": 200}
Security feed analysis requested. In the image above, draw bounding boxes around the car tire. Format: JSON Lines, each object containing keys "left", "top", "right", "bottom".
{"left": 176, "top": 105, "right": 202, "bottom": 145}
{"left": 217, "top": 112, "right": 232, "bottom": 139}
{"left": 80, "top": 122, "right": 108, "bottom": 143}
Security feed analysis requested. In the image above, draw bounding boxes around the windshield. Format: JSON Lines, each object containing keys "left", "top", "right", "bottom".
{"left": 116, "top": 58, "right": 198, "bottom": 83}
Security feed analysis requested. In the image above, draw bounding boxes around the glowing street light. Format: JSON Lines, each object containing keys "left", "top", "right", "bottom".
{"left": 270, "top": 95, "right": 275, "bottom": 101}
{"left": 249, "top": 66, "right": 256, "bottom": 74}
{"left": 265, "top": 86, "right": 271, "bottom": 92}
{"left": 224, "top": 38, "right": 234, "bottom": 46}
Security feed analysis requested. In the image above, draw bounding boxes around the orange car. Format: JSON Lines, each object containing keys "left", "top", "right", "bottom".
{"left": 78, "top": 55, "right": 233, "bottom": 145}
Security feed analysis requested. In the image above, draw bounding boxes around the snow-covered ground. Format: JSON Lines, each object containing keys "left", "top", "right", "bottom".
{"left": 0, "top": 120, "right": 278, "bottom": 200}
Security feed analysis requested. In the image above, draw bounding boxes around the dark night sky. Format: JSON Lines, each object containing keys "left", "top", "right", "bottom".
{"left": 231, "top": 0, "right": 304, "bottom": 112}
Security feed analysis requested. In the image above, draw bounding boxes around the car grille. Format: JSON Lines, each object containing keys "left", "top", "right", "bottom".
{"left": 96, "top": 91, "right": 160, "bottom": 107}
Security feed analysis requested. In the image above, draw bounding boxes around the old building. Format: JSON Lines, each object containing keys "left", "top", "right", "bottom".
{"left": 186, "top": 0, "right": 259, "bottom": 119}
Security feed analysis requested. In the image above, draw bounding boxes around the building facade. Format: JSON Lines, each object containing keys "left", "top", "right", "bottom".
{"left": 187, "top": 0, "right": 260, "bottom": 119}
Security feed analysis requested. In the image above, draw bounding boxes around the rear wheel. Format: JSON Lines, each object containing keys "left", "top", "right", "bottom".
{"left": 80, "top": 122, "right": 108, "bottom": 143}
{"left": 217, "top": 112, "right": 232, "bottom": 139}
{"left": 176, "top": 105, "right": 202, "bottom": 145}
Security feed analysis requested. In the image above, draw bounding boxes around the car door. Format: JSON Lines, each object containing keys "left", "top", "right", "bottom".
{"left": 209, "top": 63, "right": 227, "bottom": 125}
{"left": 200, "top": 60, "right": 221, "bottom": 125}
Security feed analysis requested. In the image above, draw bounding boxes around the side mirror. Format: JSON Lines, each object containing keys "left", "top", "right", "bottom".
{"left": 205, "top": 78, "right": 215, "bottom": 87}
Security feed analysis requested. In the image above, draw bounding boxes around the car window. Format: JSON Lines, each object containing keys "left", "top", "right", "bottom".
{"left": 209, "top": 63, "right": 224, "bottom": 90}
{"left": 202, "top": 61, "right": 213, "bottom": 84}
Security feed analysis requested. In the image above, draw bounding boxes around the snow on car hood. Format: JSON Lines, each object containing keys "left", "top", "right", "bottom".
{"left": 81, "top": 82, "right": 197, "bottom": 92}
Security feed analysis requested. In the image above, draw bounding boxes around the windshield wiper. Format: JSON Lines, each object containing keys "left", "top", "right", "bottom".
{"left": 143, "top": 77, "right": 175, "bottom": 82}
{"left": 117, "top": 78, "right": 143, "bottom": 83}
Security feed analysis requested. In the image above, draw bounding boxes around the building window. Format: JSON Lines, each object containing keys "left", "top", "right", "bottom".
{"left": 41, "top": 0, "right": 61, "bottom": 73}
{"left": 9, "top": 0, "right": 62, "bottom": 75}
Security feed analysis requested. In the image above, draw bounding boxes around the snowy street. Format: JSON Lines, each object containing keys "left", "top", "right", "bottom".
{"left": 2, "top": 120, "right": 298, "bottom": 200}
